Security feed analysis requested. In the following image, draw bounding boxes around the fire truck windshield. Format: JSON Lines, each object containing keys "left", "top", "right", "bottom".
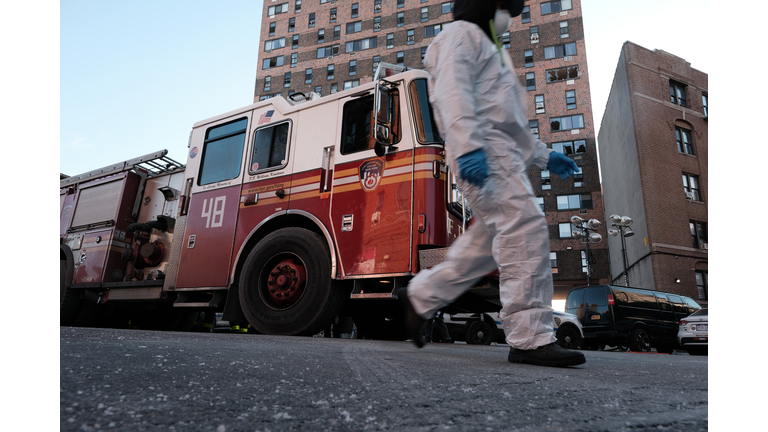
{"left": 409, "top": 78, "right": 443, "bottom": 145}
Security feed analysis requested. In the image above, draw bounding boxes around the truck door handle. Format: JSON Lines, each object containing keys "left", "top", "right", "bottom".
{"left": 275, "top": 189, "right": 286, "bottom": 199}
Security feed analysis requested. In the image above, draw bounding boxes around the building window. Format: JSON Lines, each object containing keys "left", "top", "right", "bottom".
{"left": 396, "top": 51, "right": 405, "bottom": 66}
{"left": 690, "top": 220, "right": 707, "bottom": 249}
{"left": 372, "top": 56, "right": 380, "bottom": 72}
{"left": 317, "top": 44, "right": 340, "bottom": 59}
{"left": 442, "top": 2, "right": 454, "bottom": 14}
{"left": 541, "top": 0, "right": 573, "bottom": 15}
{"left": 308, "top": 12, "right": 315, "bottom": 28}
{"left": 268, "top": 3, "right": 289, "bottom": 15}
{"left": 387, "top": 33, "right": 394, "bottom": 49}
{"left": 670, "top": 80, "right": 687, "bottom": 107}
{"left": 318, "top": 29, "right": 325, "bottom": 44}
{"left": 305, "top": 68, "right": 312, "bottom": 84}
{"left": 550, "top": 114, "right": 584, "bottom": 132}
{"left": 269, "top": 22, "right": 276, "bottom": 36}
{"left": 321, "top": 0, "right": 331, "bottom": 3}
{"left": 351, "top": 3, "right": 358, "bottom": 18}
{"left": 535, "top": 95, "right": 545, "bottom": 114}
{"left": 581, "top": 251, "right": 588, "bottom": 273}
{"left": 501, "top": 31, "right": 510, "bottom": 49}
{"left": 421, "top": 47, "right": 427, "bottom": 63}
{"left": 347, "top": 21, "right": 362, "bottom": 34}
{"left": 345, "top": 37, "right": 378, "bottom": 53}
{"left": 291, "top": 34, "right": 299, "bottom": 49}
{"left": 530, "top": 26, "right": 539, "bottom": 43}
{"left": 407, "top": 29, "right": 415, "bottom": 45}
{"left": 284, "top": 72, "right": 291, "bottom": 88}
{"left": 290, "top": 52, "right": 298, "bottom": 67}
{"left": 264, "top": 37, "right": 286, "bottom": 52}
{"left": 702, "top": 93, "right": 708, "bottom": 118}
{"left": 556, "top": 194, "right": 592, "bottom": 210}
{"left": 541, "top": 170, "right": 551, "bottom": 190}
{"left": 566, "top": 90, "right": 577, "bottom": 109}
{"left": 526, "top": 72, "right": 535, "bottom": 91}
{"left": 521, "top": 6, "right": 530, "bottom": 23}
{"left": 288, "top": 18, "right": 295, "bottom": 32}
{"left": 558, "top": 223, "right": 572, "bottom": 238}
{"left": 550, "top": 252, "right": 557, "bottom": 269}
{"left": 327, "top": 64, "right": 335, "bottom": 80}
{"left": 259, "top": 95, "right": 274, "bottom": 101}
{"left": 421, "top": 7, "right": 429, "bottom": 22}
{"left": 546, "top": 65, "right": 579, "bottom": 83}
{"left": 544, "top": 43, "right": 577, "bottom": 60}
{"left": 330, "top": 8, "right": 337, "bottom": 22}
{"left": 374, "top": 17, "right": 381, "bottom": 31}
{"left": 331, "top": 83, "right": 338, "bottom": 94}
{"left": 334, "top": 26, "right": 341, "bottom": 40}
{"left": 573, "top": 166, "right": 583, "bottom": 187}
{"left": 349, "top": 60, "right": 357, "bottom": 76}
{"left": 425, "top": 24, "right": 443, "bottom": 38}
{"left": 343, "top": 79, "right": 360, "bottom": 90}
{"left": 552, "top": 139, "right": 586, "bottom": 155}
{"left": 294, "top": 0, "right": 301, "bottom": 13}
{"left": 529, "top": 120, "right": 539, "bottom": 138}
{"left": 314, "top": 86, "right": 322, "bottom": 95}
{"left": 683, "top": 173, "right": 701, "bottom": 201}
{"left": 524, "top": 50, "right": 534, "bottom": 68}
{"left": 695, "top": 270, "right": 708, "bottom": 300}
{"left": 675, "top": 127, "right": 694, "bottom": 155}
{"left": 560, "top": 21, "right": 569, "bottom": 38}
{"left": 262, "top": 56, "right": 284, "bottom": 69}
{"left": 397, "top": 12, "right": 405, "bottom": 27}
{"left": 374, "top": 0, "right": 382, "bottom": 13}
{"left": 398, "top": 0, "right": 405, "bottom": 8}
{"left": 263, "top": 76, "right": 271, "bottom": 91}
{"left": 536, "top": 196, "right": 544, "bottom": 211}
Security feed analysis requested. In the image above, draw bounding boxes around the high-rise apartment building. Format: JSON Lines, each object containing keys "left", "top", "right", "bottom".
{"left": 253, "top": 0, "right": 608, "bottom": 304}
{"left": 598, "top": 42, "right": 708, "bottom": 306}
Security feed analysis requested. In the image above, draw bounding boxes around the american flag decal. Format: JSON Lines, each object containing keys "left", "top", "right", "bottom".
{"left": 258, "top": 110, "right": 275, "bottom": 125}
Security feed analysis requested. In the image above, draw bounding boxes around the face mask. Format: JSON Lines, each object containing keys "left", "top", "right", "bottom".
{"left": 493, "top": 9, "right": 511, "bottom": 36}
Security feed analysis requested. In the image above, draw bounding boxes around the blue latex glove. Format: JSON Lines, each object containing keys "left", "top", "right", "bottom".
{"left": 547, "top": 151, "right": 578, "bottom": 180}
{"left": 457, "top": 148, "right": 488, "bottom": 187}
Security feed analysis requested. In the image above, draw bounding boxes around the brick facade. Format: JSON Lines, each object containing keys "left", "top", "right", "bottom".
{"left": 598, "top": 42, "right": 708, "bottom": 306}
{"left": 254, "top": 0, "right": 608, "bottom": 302}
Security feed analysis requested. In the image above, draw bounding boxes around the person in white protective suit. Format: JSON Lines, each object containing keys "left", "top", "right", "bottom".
{"left": 401, "top": 0, "right": 586, "bottom": 367}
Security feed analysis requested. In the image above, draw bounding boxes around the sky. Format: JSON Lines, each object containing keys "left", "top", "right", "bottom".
{"left": 56, "top": 0, "right": 714, "bottom": 177}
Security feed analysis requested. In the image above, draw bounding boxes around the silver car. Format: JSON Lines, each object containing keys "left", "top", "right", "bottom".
{"left": 677, "top": 308, "right": 708, "bottom": 356}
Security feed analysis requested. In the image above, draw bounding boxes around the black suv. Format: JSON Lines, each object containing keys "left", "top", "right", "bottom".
{"left": 565, "top": 285, "right": 702, "bottom": 353}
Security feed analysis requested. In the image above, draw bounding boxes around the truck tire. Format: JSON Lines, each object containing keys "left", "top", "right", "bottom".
{"left": 465, "top": 319, "right": 494, "bottom": 345}
{"left": 239, "top": 227, "right": 344, "bottom": 336}
{"left": 628, "top": 328, "right": 651, "bottom": 352}
{"left": 555, "top": 325, "right": 583, "bottom": 349}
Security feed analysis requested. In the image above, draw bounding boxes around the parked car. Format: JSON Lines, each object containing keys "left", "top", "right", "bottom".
{"left": 565, "top": 285, "right": 702, "bottom": 353}
{"left": 678, "top": 308, "right": 708, "bottom": 356}
{"left": 443, "top": 311, "right": 584, "bottom": 348}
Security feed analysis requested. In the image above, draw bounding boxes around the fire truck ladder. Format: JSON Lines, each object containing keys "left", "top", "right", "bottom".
{"left": 60, "top": 149, "right": 185, "bottom": 188}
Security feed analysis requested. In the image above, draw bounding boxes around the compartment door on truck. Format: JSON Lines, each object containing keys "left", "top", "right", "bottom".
{"left": 176, "top": 115, "right": 252, "bottom": 289}
{"left": 330, "top": 89, "right": 414, "bottom": 276}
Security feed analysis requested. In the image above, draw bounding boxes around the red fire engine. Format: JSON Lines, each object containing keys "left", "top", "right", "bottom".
{"left": 60, "top": 65, "right": 500, "bottom": 338}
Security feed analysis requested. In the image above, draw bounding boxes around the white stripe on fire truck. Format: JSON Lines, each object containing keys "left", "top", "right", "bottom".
{"left": 288, "top": 182, "right": 320, "bottom": 194}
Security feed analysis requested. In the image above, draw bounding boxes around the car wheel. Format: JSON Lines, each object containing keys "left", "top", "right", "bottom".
{"left": 687, "top": 346, "right": 708, "bottom": 356}
{"left": 239, "top": 228, "right": 345, "bottom": 336}
{"left": 556, "top": 325, "right": 582, "bottom": 349}
{"left": 465, "top": 320, "right": 494, "bottom": 345}
{"left": 629, "top": 328, "right": 651, "bottom": 352}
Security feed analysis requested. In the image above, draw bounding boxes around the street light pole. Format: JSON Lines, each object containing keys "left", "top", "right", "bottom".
{"left": 570, "top": 216, "right": 603, "bottom": 287}
{"left": 608, "top": 215, "right": 634, "bottom": 287}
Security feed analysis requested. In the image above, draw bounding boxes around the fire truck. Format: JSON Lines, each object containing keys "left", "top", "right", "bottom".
{"left": 60, "top": 64, "right": 501, "bottom": 338}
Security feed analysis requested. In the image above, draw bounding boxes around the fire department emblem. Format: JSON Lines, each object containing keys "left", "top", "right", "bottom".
{"left": 359, "top": 159, "right": 384, "bottom": 192}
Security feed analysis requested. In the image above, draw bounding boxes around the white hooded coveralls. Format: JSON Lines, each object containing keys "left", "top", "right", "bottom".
{"left": 407, "top": 20, "right": 557, "bottom": 350}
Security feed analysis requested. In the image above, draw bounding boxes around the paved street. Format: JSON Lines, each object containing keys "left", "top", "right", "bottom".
{"left": 60, "top": 327, "right": 707, "bottom": 431}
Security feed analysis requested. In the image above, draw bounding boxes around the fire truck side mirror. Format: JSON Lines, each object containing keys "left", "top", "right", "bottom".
{"left": 374, "top": 81, "right": 394, "bottom": 148}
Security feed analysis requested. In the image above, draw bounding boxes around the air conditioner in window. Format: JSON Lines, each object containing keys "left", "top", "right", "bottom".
{"left": 535, "top": 102, "right": 544, "bottom": 109}
{"left": 375, "top": 5, "right": 381, "bottom": 11}
{"left": 563, "top": 56, "right": 572, "bottom": 61}
{"left": 700, "top": 243, "right": 708, "bottom": 250}
{"left": 266, "top": 49, "right": 272, "bottom": 53}
{"left": 531, "top": 127, "right": 539, "bottom": 134}
{"left": 685, "top": 191, "right": 694, "bottom": 201}
{"left": 407, "top": 35, "right": 415, "bottom": 42}
{"left": 530, "top": 33, "right": 539, "bottom": 42}
{"left": 330, "top": 14, "right": 336, "bottom": 20}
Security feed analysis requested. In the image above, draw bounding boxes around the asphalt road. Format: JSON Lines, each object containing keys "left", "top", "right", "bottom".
{"left": 60, "top": 327, "right": 707, "bottom": 431}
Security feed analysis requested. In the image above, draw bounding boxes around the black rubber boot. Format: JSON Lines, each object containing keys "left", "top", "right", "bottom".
{"left": 397, "top": 287, "right": 427, "bottom": 348}
{"left": 508, "top": 342, "right": 586, "bottom": 367}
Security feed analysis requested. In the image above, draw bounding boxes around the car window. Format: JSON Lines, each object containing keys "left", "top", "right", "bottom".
{"left": 585, "top": 287, "right": 606, "bottom": 307}
{"left": 567, "top": 289, "right": 583, "bottom": 309}
{"left": 654, "top": 293, "right": 672, "bottom": 311}
{"left": 689, "top": 308, "right": 708, "bottom": 317}
{"left": 684, "top": 297, "right": 702, "bottom": 311}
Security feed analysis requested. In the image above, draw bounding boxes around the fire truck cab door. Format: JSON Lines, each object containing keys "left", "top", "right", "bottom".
{"left": 176, "top": 115, "right": 252, "bottom": 289}
{"left": 331, "top": 88, "right": 414, "bottom": 276}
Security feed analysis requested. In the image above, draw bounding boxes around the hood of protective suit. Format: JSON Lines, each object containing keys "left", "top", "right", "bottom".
{"left": 453, "top": 0, "right": 525, "bottom": 40}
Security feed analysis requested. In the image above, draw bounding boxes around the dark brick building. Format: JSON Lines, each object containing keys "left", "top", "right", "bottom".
{"left": 253, "top": 0, "right": 608, "bottom": 305}
{"left": 598, "top": 41, "right": 708, "bottom": 306}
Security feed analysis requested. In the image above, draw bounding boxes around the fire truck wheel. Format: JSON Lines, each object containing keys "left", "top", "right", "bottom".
{"left": 240, "top": 227, "right": 343, "bottom": 336}
{"left": 61, "top": 259, "right": 81, "bottom": 326}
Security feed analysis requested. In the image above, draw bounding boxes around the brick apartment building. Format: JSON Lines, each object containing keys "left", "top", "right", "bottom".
{"left": 598, "top": 41, "right": 708, "bottom": 306}
{"left": 253, "top": 0, "right": 608, "bottom": 304}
